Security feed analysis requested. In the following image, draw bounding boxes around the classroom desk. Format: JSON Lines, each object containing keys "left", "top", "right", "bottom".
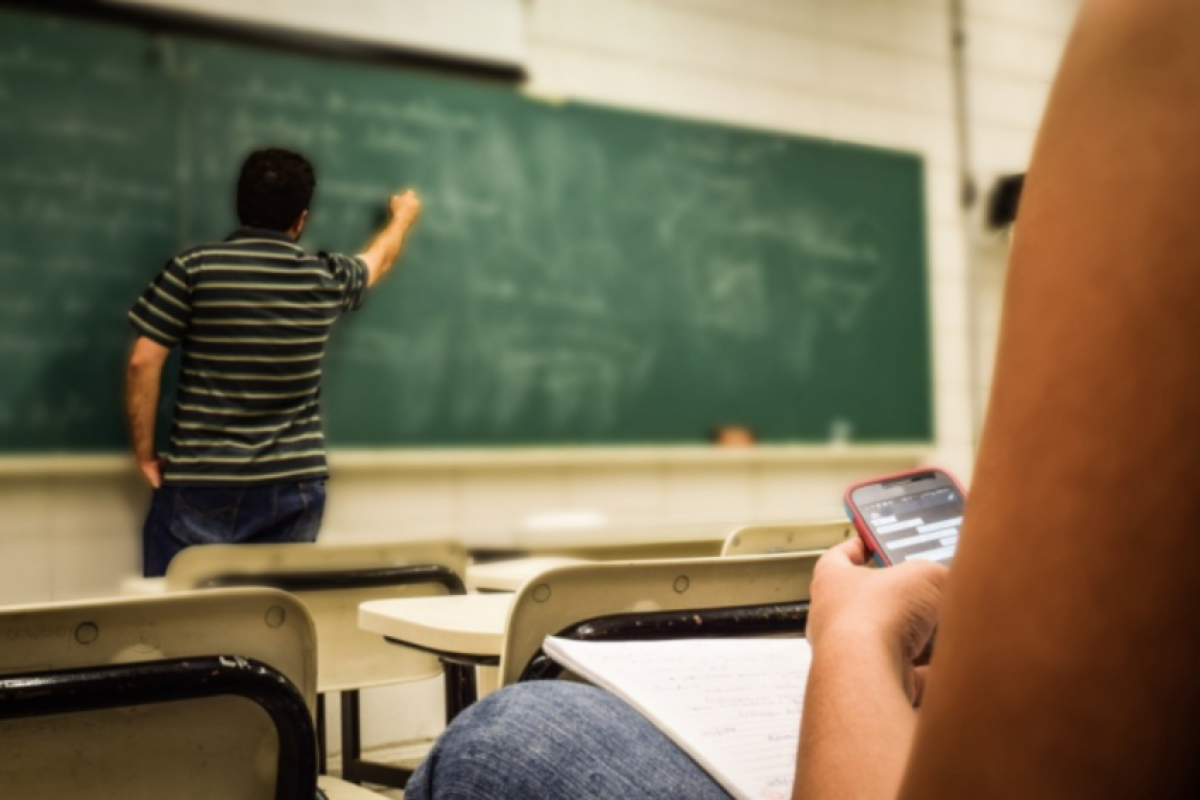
{"left": 359, "top": 594, "right": 513, "bottom": 721}
{"left": 466, "top": 556, "right": 588, "bottom": 592}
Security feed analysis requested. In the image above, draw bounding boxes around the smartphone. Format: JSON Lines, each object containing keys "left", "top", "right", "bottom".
{"left": 844, "top": 468, "right": 965, "bottom": 567}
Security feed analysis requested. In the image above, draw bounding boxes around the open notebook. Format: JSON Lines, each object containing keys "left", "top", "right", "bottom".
{"left": 543, "top": 636, "right": 812, "bottom": 800}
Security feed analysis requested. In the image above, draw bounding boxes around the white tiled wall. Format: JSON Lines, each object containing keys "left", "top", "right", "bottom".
{"left": 963, "top": 0, "right": 1083, "bottom": 426}
{"left": 0, "top": 0, "right": 1084, "bottom": 606}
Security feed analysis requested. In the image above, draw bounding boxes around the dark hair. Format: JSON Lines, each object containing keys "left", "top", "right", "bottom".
{"left": 236, "top": 148, "right": 316, "bottom": 231}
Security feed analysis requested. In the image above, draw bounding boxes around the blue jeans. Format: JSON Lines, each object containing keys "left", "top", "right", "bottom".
{"left": 142, "top": 481, "right": 326, "bottom": 577}
{"left": 405, "top": 681, "right": 733, "bottom": 800}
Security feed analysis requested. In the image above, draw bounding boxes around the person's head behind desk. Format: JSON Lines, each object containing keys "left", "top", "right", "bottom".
{"left": 236, "top": 148, "right": 316, "bottom": 236}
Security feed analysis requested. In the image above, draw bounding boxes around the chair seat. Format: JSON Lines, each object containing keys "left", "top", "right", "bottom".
{"left": 318, "top": 776, "right": 391, "bottom": 799}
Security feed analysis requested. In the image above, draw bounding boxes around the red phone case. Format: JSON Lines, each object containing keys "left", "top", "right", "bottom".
{"left": 843, "top": 467, "right": 967, "bottom": 566}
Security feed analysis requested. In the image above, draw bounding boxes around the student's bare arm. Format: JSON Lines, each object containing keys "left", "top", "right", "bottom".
{"left": 359, "top": 190, "right": 422, "bottom": 288}
{"left": 793, "top": 539, "right": 946, "bottom": 800}
{"left": 125, "top": 336, "right": 171, "bottom": 488}
{"left": 901, "top": 1, "right": 1200, "bottom": 797}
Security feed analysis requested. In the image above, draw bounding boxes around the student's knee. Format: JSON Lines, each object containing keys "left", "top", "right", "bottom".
{"left": 426, "top": 680, "right": 618, "bottom": 762}
{"left": 406, "top": 682, "right": 628, "bottom": 800}
{"left": 407, "top": 681, "right": 731, "bottom": 800}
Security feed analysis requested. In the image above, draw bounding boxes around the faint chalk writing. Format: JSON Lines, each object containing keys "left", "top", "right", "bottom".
{"left": 471, "top": 279, "right": 608, "bottom": 316}
{"left": 0, "top": 165, "right": 169, "bottom": 203}
{"left": 0, "top": 45, "right": 69, "bottom": 75}
{"left": 0, "top": 297, "right": 35, "bottom": 316}
{"left": 226, "top": 110, "right": 343, "bottom": 148}
{"left": 666, "top": 134, "right": 733, "bottom": 164}
{"left": 687, "top": 257, "right": 769, "bottom": 339}
{"left": 42, "top": 256, "right": 97, "bottom": 276}
{"left": 93, "top": 61, "right": 136, "bottom": 84}
{"left": 319, "top": 180, "right": 389, "bottom": 203}
{"left": 0, "top": 335, "right": 50, "bottom": 357}
{"left": 31, "top": 116, "right": 136, "bottom": 146}
{"left": 62, "top": 295, "right": 92, "bottom": 317}
{"left": 335, "top": 326, "right": 449, "bottom": 432}
{"left": 451, "top": 323, "right": 657, "bottom": 434}
{"left": 226, "top": 78, "right": 311, "bottom": 108}
{"left": 332, "top": 96, "right": 477, "bottom": 131}
{"left": 732, "top": 140, "right": 789, "bottom": 166}
{"left": 13, "top": 197, "right": 172, "bottom": 237}
{"left": 28, "top": 394, "right": 96, "bottom": 433}
{"left": 362, "top": 127, "right": 421, "bottom": 155}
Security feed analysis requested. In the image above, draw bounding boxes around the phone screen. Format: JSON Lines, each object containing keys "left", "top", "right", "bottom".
{"left": 850, "top": 472, "right": 963, "bottom": 566}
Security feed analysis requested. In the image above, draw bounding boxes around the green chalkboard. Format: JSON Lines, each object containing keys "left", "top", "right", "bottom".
{"left": 0, "top": 8, "right": 932, "bottom": 452}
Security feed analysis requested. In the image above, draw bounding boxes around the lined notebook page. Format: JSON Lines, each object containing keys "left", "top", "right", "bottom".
{"left": 543, "top": 636, "right": 812, "bottom": 800}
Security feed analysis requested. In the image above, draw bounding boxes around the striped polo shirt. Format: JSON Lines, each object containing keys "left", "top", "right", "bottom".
{"left": 128, "top": 228, "right": 368, "bottom": 486}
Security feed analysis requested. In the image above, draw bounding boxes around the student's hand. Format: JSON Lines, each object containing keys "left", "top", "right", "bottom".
{"left": 806, "top": 537, "right": 948, "bottom": 705}
{"left": 138, "top": 457, "right": 164, "bottom": 489}
{"left": 390, "top": 190, "right": 422, "bottom": 227}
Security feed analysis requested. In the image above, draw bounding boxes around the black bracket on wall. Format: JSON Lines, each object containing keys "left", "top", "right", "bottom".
{"left": 986, "top": 173, "right": 1026, "bottom": 230}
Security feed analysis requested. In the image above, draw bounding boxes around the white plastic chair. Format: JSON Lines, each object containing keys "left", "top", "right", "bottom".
{"left": 164, "top": 539, "right": 468, "bottom": 787}
{"left": 0, "top": 589, "right": 383, "bottom": 800}
{"left": 498, "top": 552, "right": 820, "bottom": 687}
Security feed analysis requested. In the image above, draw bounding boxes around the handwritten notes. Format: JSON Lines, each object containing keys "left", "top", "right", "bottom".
{"left": 542, "top": 636, "right": 812, "bottom": 800}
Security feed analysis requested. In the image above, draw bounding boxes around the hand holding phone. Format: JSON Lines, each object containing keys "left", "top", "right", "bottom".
{"left": 844, "top": 468, "right": 965, "bottom": 567}
{"left": 806, "top": 536, "right": 947, "bottom": 680}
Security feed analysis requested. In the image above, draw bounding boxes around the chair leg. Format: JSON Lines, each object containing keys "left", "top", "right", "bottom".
{"left": 443, "top": 663, "right": 479, "bottom": 724}
{"left": 317, "top": 693, "right": 328, "bottom": 775}
{"left": 340, "top": 690, "right": 363, "bottom": 785}
{"left": 339, "top": 688, "right": 415, "bottom": 788}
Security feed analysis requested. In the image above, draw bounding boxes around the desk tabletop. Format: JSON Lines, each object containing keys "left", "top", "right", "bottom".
{"left": 466, "top": 556, "right": 588, "bottom": 592}
{"left": 359, "top": 594, "right": 513, "bottom": 658}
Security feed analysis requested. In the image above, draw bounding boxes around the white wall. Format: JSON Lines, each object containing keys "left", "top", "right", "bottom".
{"left": 0, "top": 0, "right": 1082, "bottom": 604}
{"left": 110, "top": 0, "right": 528, "bottom": 68}
{"left": 962, "top": 0, "right": 1083, "bottom": 428}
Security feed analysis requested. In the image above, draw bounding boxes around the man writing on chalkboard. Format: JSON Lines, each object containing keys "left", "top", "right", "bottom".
{"left": 124, "top": 148, "right": 421, "bottom": 577}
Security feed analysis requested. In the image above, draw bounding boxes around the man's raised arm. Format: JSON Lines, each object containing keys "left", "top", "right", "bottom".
{"left": 359, "top": 190, "right": 422, "bottom": 288}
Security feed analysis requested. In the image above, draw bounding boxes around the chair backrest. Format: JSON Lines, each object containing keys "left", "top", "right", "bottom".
{"left": 165, "top": 540, "right": 467, "bottom": 693}
{"left": 498, "top": 552, "right": 819, "bottom": 687}
{"left": 720, "top": 520, "right": 853, "bottom": 557}
{"left": 0, "top": 590, "right": 317, "bottom": 800}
